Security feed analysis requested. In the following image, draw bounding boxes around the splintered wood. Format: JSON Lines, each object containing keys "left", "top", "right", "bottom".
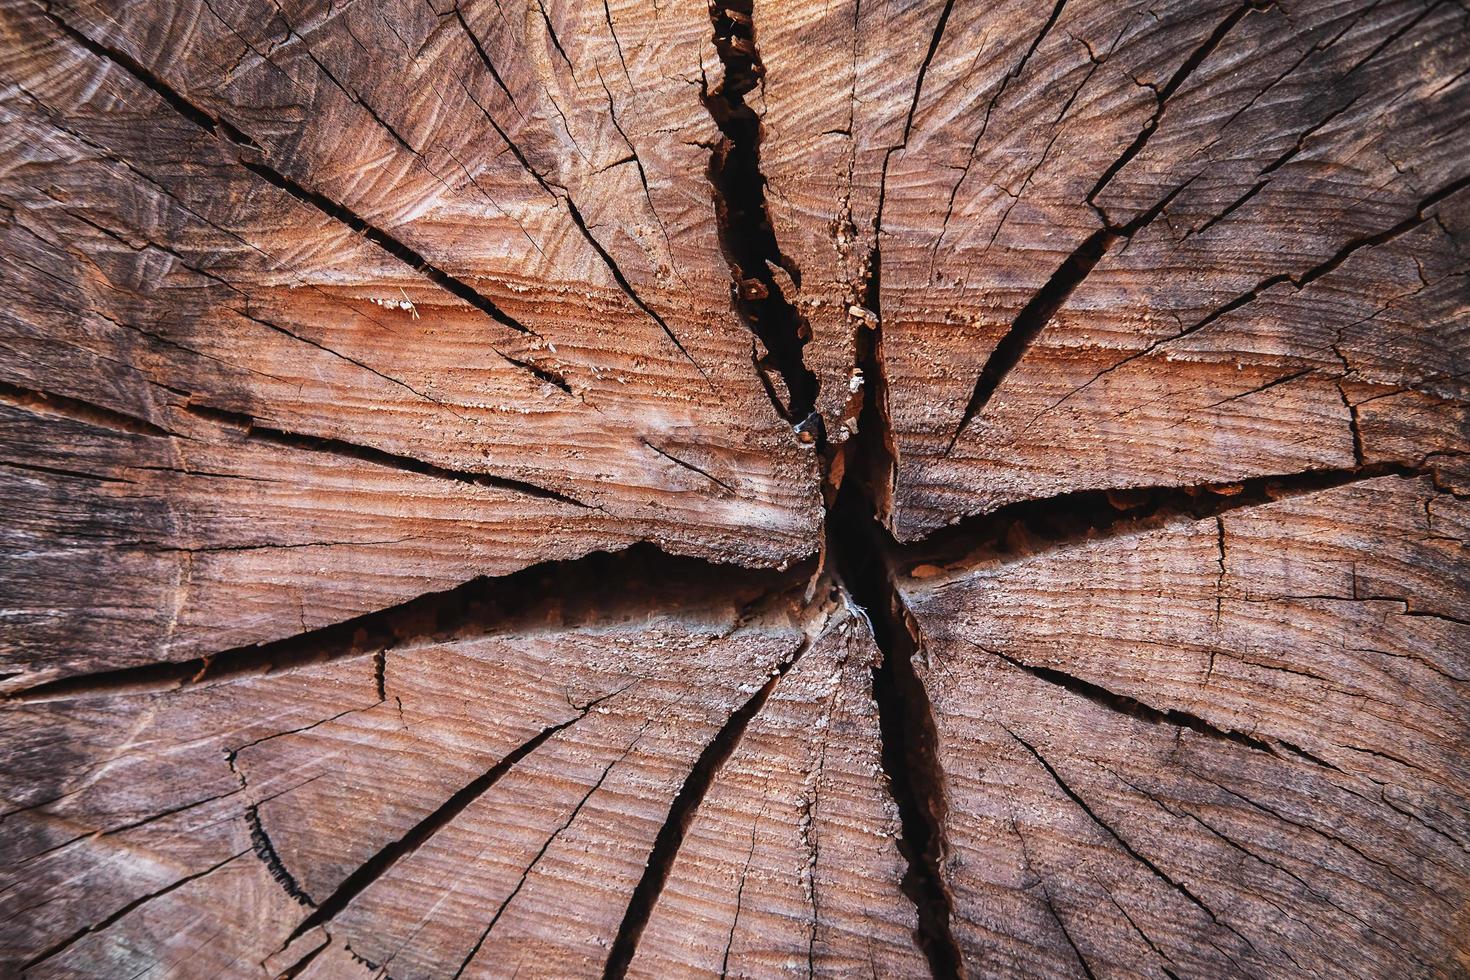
{"left": 1, "top": 0, "right": 1466, "bottom": 977}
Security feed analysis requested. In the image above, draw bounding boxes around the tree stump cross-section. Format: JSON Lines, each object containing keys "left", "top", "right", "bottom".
{"left": 1, "top": 0, "right": 1468, "bottom": 977}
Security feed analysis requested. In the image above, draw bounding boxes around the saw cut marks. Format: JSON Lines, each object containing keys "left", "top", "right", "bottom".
{"left": 626, "top": 604, "right": 923, "bottom": 978}
{"left": 0, "top": 0, "right": 825, "bottom": 687}
{"left": 899, "top": 474, "right": 1470, "bottom": 975}
{"left": 1, "top": 0, "right": 1467, "bottom": 977}
{"left": 752, "top": 0, "right": 1470, "bottom": 538}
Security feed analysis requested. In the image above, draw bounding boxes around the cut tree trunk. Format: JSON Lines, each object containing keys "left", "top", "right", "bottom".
{"left": 1, "top": 0, "right": 1467, "bottom": 977}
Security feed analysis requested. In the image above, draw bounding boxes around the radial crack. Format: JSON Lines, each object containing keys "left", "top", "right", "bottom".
{"left": 41, "top": 6, "right": 537, "bottom": 336}
{"left": 0, "top": 378, "right": 172, "bottom": 437}
{"left": 1053, "top": 174, "right": 1470, "bottom": 412}
{"left": 1003, "top": 725, "right": 1223, "bottom": 924}
{"left": 946, "top": 179, "right": 1193, "bottom": 452}
{"left": 825, "top": 252, "right": 963, "bottom": 977}
{"left": 602, "top": 636, "right": 812, "bottom": 978}
{"left": 1087, "top": 0, "right": 1260, "bottom": 207}
{"left": 973, "top": 642, "right": 1330, "bottom": 769}
{"left": 183, "top": 404, "right": 591, "bottom": 507}
{"left": 452, "top": 728, "right": 645, "bottom": 977}
{"left": 701, "top": 0, "right": 819, "bottom": 427}
{"left": 4, "top": 545, "right": 786, "bottom": 703}
{"left": 904, "top": 462, "right": 1429, "bottom": 573}
{"left": 18, "top": 850, "right": 248, "bottom": 971}
{"left": 282, "top": 689, "right": 624, "bottom": 945}
{"left": 643, "top": 440, "right": 742, "bottom": 495}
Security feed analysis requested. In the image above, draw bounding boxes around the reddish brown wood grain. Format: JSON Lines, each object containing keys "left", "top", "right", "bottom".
{"left": 1, "top": 0, "right": 1466, "bottom": 977}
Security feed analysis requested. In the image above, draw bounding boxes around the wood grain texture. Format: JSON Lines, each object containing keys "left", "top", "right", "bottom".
{"left": 0, "top": 0, "right": 823, "bottom": 686}
{"left": 1, "top": 0, "right": 1466, "bottom": 976}
{"left": 898, "top": 475, "right": 1470, "bottom": 975}
{"left": 628, "top": 601, "right": 923, "bottom": 978}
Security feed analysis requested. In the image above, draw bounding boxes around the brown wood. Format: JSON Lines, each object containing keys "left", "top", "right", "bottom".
{"left": 1, "top": 0, "right": 1466, "bottom": 976}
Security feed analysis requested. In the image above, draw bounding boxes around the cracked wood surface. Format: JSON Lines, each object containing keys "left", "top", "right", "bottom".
{"left": 897, "top": 475, "right": 1470, "bottom": 975}
{"left": 1, "top": 0, "right": 1467, "bottom": 977}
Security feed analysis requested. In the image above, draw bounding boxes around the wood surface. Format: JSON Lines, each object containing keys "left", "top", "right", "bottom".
{"left": 0, "top": 0, "right": 1466, "bottom": 976}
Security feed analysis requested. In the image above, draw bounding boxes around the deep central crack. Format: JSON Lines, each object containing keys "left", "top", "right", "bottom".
{"left": 828, "top": 290, "right": 966, "bottom": 978}
{"left": 702, "top": 3, "right": 964, "bottom": 973}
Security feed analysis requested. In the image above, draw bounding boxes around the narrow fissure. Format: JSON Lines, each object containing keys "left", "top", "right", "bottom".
{"left": 826, "top": 305, "right": 965, "bottom": 976}
{"left": 455, "top": 743, "right": 632, "bottom": 978}
{"left": 698, "top": 19, "right": 963, "bottom": 965}
{"left": 284, "top": 694, "right": 618, "bottom": 946}
{"left": 1086, "top": 0, "right": 1260, "bottom": 207}
{"left": 42, "top": 7, "right": 537, "bottom": 338}
{"left": 943, "top": 2, "right": 1266, "bottom": 454}
{"left": 702, "top": 0, "right": 819, "bottom": 429}
{"left": 948, "top": 176, "right": 1195, "bottom": 452}
{"left": 602, "top": 641, "right": 810, "bottom": 978}
{"left": 182, "top": 404, "right": 591, "bottom": 507}
{"left": 19, "top": 851, "right": 250, "bottom": 971}
{"left": 246, "top": 803, "right": 313, "bottom": 906}
{"left": 904, "top": 461, "right": 1428, "bottom": 573}
{"left": 977, "top": 644, "right": 1294, "bottom": 761}
{"left": 0, "top": 378, "right": 172, "bottom": 438}
{"left": 947, "top": 228, "right": 1112, "bottom": 451}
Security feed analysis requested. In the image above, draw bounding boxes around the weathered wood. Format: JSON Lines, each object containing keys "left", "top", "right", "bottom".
{"left": 627, "top": 602, "right": 922, "bottom": 978}
{"left": 1, "top": 0, "right": 1466, "bottom": 976}
{"left": 897, "top": 475, "right": 1470, "bottom": 974}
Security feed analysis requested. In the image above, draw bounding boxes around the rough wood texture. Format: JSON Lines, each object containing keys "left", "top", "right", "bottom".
{"left": 1, "top": 0, "right": 1466, "bottom": 976}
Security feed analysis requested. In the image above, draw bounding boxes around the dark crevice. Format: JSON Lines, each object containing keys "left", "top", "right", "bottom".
{"left": 602, "top": 637, "right": 812, "bottom": 978}
{"left": 702, "top": 0, "right": 819, "bottom": 427}
{"left": 373, "top": 649, "right": 387, "bottom": 701}
{"left": 1190, "top": 178, "right": 1266, "bottom": 237}
{"left": 41, "top": 5, "right": 259, "bottom": 150}
{"left": 1003, "top": 725, "right": 1223, "bottom": 923}
{"left": 936, "top": 0, "right": 1066, "bottom": 248}
{"left": 1340, "top": 384, "right": 1367, "bottom": 466}
{"left": 1038, "top": 881, "right": 1097, "bottom": 980}
{"left": 873, "top": 0, "right": 955, "bottom": 279}
{"left": 903, "top": 462, "right": 1427, "bottom": 574}
{"left": 451, "top": 7, "right": 518, "bottom": 107}
{"left": 947, "top": 228, "right": 1112, "bottom": 451}
{"left": 4, "top": 545, "right": 800, "bottom": 703}
{"left": 940, "top": 2, "right": 1259, "bottom": 451}
{"left": 0, "top": 459, "right": 134, "bottom": 485}
{"left": 643, "top": 440, "right": 741, "bottom": 495}
{"left": 283, "top": 692, "right": 621, "bottom": 946}
{"left": 455, "top": 737, "right": 636, "bottom": 977}
{"left": 246, "top": 804, "right": 313, "bottom": 906}
{"left": 0, "top": 378, "right": 172, "bottom": 437}
{"left": 234, "top": 308, "right": 456, "bottom": 409}
{"left": 502, "top": 354, "right": 573, "bottom": 395}
{"left": 560, "top": 197, "right": 708, "bottom": 378}
{"left": 450, "top": 31, "right": 703, "bottom": 377}
{"left": 1179, "top": 172, "right": 1470, "bottom": 339}
{"left": 901, "top": 0, "right": 957, "bottom": 145}
{"left": 236, "top": 159, "right": 535, "bottom": 334}
{"left": 1275, "top": 739, "right": 1342, "bottom": 772}
{"left": 947, "top": 177, "right": 1194, "bottom": 452}
{"left": 17, "top": 789, "right": 241, "bottom": 868}
{"left": 818, "top": 258, "right": 962, "bottom": 974}
{"left": 1048, "top": 171, "right": 1470, "bottom": 416}
{"left": 182, "top": 404, "right": 591, "bottom": 507}
{"left": 1087, "top": 1, "right": 1261, "bottom": 207}
{"left": 829, "top": 483, "right": 964, "bottom": 978}
{"left": 534, "top": 0, "right": 574, "bottom": 74}
{"left": 275, "top": 935, "right": 331, "bottom": 980}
